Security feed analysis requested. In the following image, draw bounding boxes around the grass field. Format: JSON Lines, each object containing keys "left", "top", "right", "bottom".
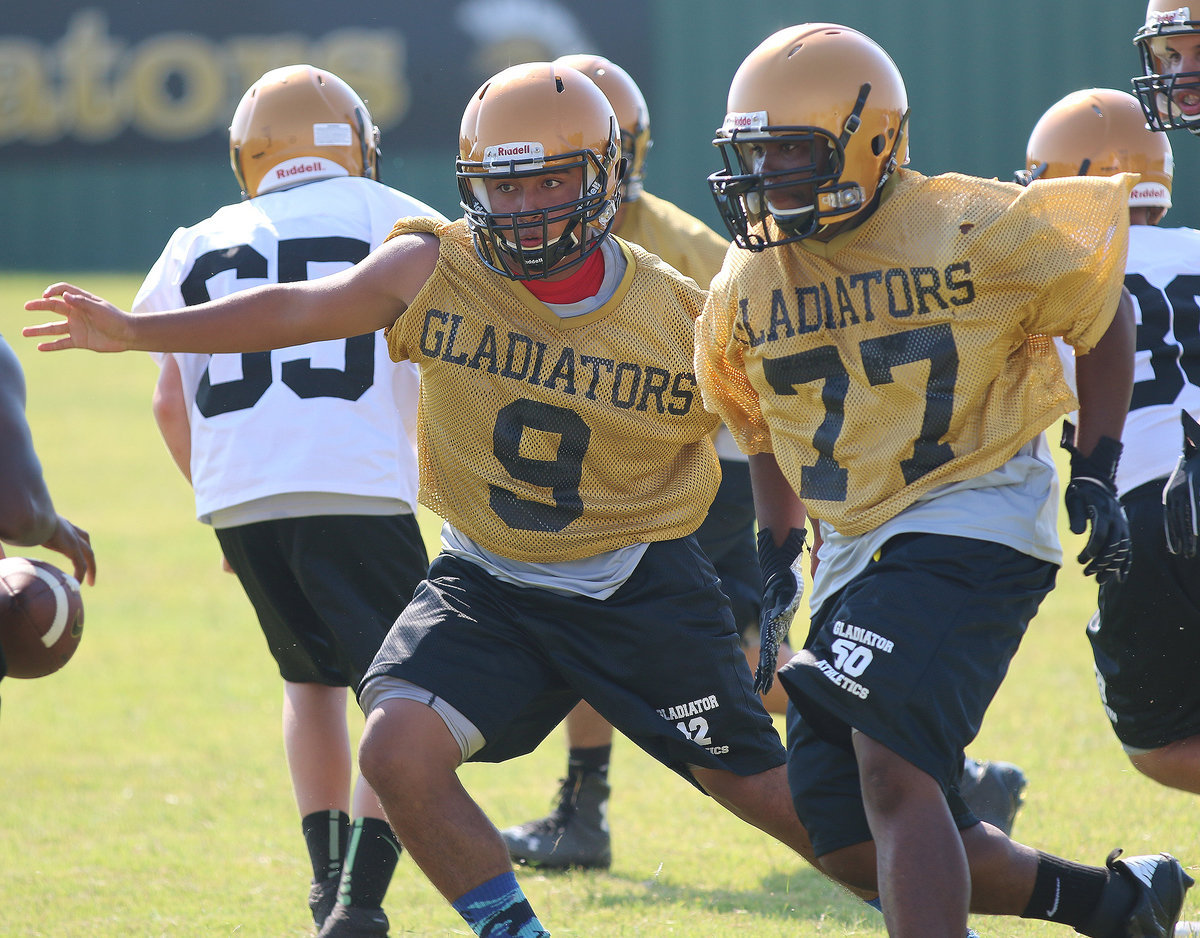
{"left": 1, "top": 272, "right": 1196, "bottom": 937}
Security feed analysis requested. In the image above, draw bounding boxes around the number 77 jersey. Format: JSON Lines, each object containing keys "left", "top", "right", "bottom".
{"left": 696, "top": 169, "right": 1134, "bottom": 537}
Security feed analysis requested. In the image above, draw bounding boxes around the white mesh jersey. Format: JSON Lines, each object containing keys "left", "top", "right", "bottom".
{"left": 697, "top": 169, "right": 1132, "bottom": 537}
{"left": 1112, "top": 223, "right": 1200, "bottom": 493}
{"left": 384, "top": 216, "right": 721, "bottom": 562}
{"left": 134, "top": 176, "right": 446, "bottom": 523}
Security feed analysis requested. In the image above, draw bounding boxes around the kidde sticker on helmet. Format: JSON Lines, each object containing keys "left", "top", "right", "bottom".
{"left": 313, "top": 122, "right": 354, "bottom": 146}
{"left": 483, "top": 142, "right": 545, "bottom": 172}
{"left": 723, "top": 110, "right": 769, "bottom": 135}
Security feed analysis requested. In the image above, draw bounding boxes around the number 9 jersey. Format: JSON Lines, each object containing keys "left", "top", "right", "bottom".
{"left": 384, "top": 215, "right": 721, "bottom": 562}
{"left": 696, "top": 168, "right": 1133, "bottom": 537}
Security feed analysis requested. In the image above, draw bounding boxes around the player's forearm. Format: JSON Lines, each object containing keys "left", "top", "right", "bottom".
{"left": 749, "top": 451, "right": 808, "bottom": 541}
{"left": 130, "top": 282, "right": 331, "bottom": 354}
{"left": 0, "top": 477, "right": 58, "bottom": 548}
{"left": 1073, "top": 287, "right": 1135, "bottom": 457}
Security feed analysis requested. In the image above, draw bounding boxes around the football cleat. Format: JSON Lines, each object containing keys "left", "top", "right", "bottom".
{"left": 1108, "top": 849, "right": 1194, "bottom": 938}
{"left": 500, "top": 772, "right": 612, "bottom": 870}
{"left": 308, "top": 875, "right": 340, "bottom": 932}
{"left": 959, "top": 759, "right": 1027, "bottom": 837}
{"left": 316, "top": 903, "right": 390, "bottom": 938}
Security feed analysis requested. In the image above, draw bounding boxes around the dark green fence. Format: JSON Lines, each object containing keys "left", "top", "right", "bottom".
{"left": 2, "top": 0, "right": 1188, "bottom": 272}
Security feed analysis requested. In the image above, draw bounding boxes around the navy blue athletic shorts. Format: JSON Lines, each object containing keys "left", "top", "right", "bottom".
{"left": 361, "top": 535, "right": 786, "bottom": 788}
{"left": 216, "top": 513, "right": 428, "bottom": 688}
{"left": 695, "top": 457, "right": 760, "bottom": 637}
{"left": 778, "top": 532, "right": 1056, "bottom": 856}
{"left": 1089, "top": 479, "right": 1200, "bottom": 752}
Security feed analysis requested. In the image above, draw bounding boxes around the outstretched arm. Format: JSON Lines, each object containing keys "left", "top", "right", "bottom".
{"left": 24, "top": 232, "right": 440, "bottom": 356}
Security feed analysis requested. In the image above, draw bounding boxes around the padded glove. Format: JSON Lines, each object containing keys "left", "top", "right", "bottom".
{"left": 1061, "top": 421, "right": 1132, "bottom": 584}
{"left": 754, "top": 526, "right": 807, "bottom": 694}
{"left": 1163, "top": 409, "right": 1200, "bottom": 558}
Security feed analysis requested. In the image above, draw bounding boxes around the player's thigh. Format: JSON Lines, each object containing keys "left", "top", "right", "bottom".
{"left": 1091, "top": 482, "right": 1200, "bottom": 750}
{"left": 779, "top": 533, "right": 1055, "bottom": 787}
{"left": 554, "top": 536, "right": 786, "bottom": 788}
{"left": 363, "top": 553, "right": 579, "bottom": 763}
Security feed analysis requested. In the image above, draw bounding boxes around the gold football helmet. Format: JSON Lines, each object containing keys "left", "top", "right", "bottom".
{"left": 710, "top": 23, "right": 909, "bottom": 250}
{"left": 456, "top": 62, "right": 623, "bottom": 279}
{"left": 229, "top": 64, "right": 381, "bottom": 199}
{"left": 1018, "top": 88, "right": 1172, "bottom": 219}
{"left": 553, "top": 54, "right": 651, "bottom": 200}
{"left": 1133, "top": 1, "right": 1200, "bottom": 133}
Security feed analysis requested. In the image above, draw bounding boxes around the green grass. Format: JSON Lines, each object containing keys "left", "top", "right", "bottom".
{"left": 1, "top": 272, "right": 1196, "bottom": 936}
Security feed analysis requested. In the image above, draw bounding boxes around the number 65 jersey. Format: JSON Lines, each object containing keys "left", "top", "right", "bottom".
{"left": 696, "top": 169, "right": 1133, "bottom": 537}
{"left": 134, "top": 176, "right": 446, "bottom": 523}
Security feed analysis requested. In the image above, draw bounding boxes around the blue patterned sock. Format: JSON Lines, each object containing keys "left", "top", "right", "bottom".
{"left": 452, "top": 872, "right": 549, "bottom": 937}
{"left": 865, "top": 896, "right": 883, "bottom": 912}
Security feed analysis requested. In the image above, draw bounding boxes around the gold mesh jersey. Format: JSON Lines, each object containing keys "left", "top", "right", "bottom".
{"left": 385, "top": 216, "right": 721, "bottom": 561}
{"left": 696, "top": 169, "right": 1134, "bottom": 537}
{"left": 618, "top": 191, "right": 730, "bottom": 288}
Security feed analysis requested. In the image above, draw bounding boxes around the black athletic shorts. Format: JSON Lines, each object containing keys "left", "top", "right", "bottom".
{"left": 779, "top": 532, "right": 1056, "bottom": 856}
{"left": 1089, "top": 479, "right": 1200, "bottom": 752}
{"left": 216, "top": 513, "right": 428, "bottom": 688}
{"left": 361, "top": 535, "right": 786, "bottom": 789}
{"left": 695, "top": 458, "right": 760, "bottom": 637}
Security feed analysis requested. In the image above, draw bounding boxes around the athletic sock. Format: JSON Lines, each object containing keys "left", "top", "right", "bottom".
{"left": 452, "top": 871, "right": 550, "bottom": 937}
{"left": 1021, "top": 852, "right": 1129, "bottom": 935}
{"left": 337, "top": 817, "right": 403, "bottom": 909}
{"left": 301, "top": 809, "right": 350, "bottom": 884}
{"left": 567, "top": 744, "right": 611, "bottom": 779}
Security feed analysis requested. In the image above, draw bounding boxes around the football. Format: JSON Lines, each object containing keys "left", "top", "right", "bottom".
{"left": 0, "top": 557, "right": 85, "bottom": 679}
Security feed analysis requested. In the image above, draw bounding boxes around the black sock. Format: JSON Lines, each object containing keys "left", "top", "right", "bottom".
{"left": 567, "top": 745, "right": 611, "bottom": 778}
{"left": 301, "top": 809, "right": 350, "bottom": 885}
{"left": 1021, "top": 852, "right": 1130, "bottom": 936}
{"left": 339, "top": 817, "right": 403, "bottom": 909}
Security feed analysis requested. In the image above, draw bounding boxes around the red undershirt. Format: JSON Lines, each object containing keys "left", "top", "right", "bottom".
{"left": 521, "top": 248, "right": 605, "bottom": 304}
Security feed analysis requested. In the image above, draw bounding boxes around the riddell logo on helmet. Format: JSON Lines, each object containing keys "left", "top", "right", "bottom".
{"left": 256, "top": 156, "right": 350, "bottom": 195}
{"left": 1132, "top": 182, "right": 1171, "bottom": 203}
{"left": 277, "top": 160, "right": 325, "bottom": 179}
{"left": 1150, "top": 6, "right": 1191, "bottom": 25}
{"left": 483, "top": 142, "right": 546, "bottom": 172}
{"left": 723, "top": 111, "right": 769, "bottom": 134}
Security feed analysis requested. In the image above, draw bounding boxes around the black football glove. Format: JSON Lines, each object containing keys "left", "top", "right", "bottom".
{"left": 754, "top": 526, "right": 807, "bottom": 694}
{"left": 1163, "top": 409, "right": 1200, "bottom": 558}
{"left": 1061, "top": 421, "right": 1132, "bottom": 584}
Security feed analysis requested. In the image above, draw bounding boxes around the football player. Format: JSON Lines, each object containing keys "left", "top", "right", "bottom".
{"left": 495, "top": 51, "right": 757, "bottom": 873}
{"left": 1133, "top": 0, "right": 1200, "bottom": 133}
{"left": 25, "top": 61, "right": 889, "bottom": 938}
{"left": 696, "top": 22, "right": 1192, "bottom": 938}
{"left": 1020, "top": 88, "right": 1200, "bottom": 799}
{"left": 134, "top": 65, "right": 445, "bottom": 937}
{"left": 497, "top": 54, "right": 1030, "bottom": 879}
{"left": 0, "top": 333, "right": 95, "bottom": 685}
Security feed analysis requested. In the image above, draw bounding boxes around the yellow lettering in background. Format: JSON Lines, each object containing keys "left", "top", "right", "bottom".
{"left": 0, "top": 10, "right": 410, "bottom": 147}
{"left": 131, "top": 35, "right": 226, "bottom": 140}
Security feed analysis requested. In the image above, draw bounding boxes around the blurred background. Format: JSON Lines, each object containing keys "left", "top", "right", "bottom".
{"left": 1, "top": 0, "right": 1186, "bottom": 271}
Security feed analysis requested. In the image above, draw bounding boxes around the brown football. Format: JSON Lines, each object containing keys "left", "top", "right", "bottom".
{"left": 0, "top": 557, "right": 85, "bottom": 679}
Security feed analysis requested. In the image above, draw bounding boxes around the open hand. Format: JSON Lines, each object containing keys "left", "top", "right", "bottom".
{"left": 23, "top": 283, "right": 134, "bottom": 353}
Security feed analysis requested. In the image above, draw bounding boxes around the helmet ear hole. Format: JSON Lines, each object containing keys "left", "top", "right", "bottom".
{"left": 870, "top": 134, "right": 886, "bottom": 156}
